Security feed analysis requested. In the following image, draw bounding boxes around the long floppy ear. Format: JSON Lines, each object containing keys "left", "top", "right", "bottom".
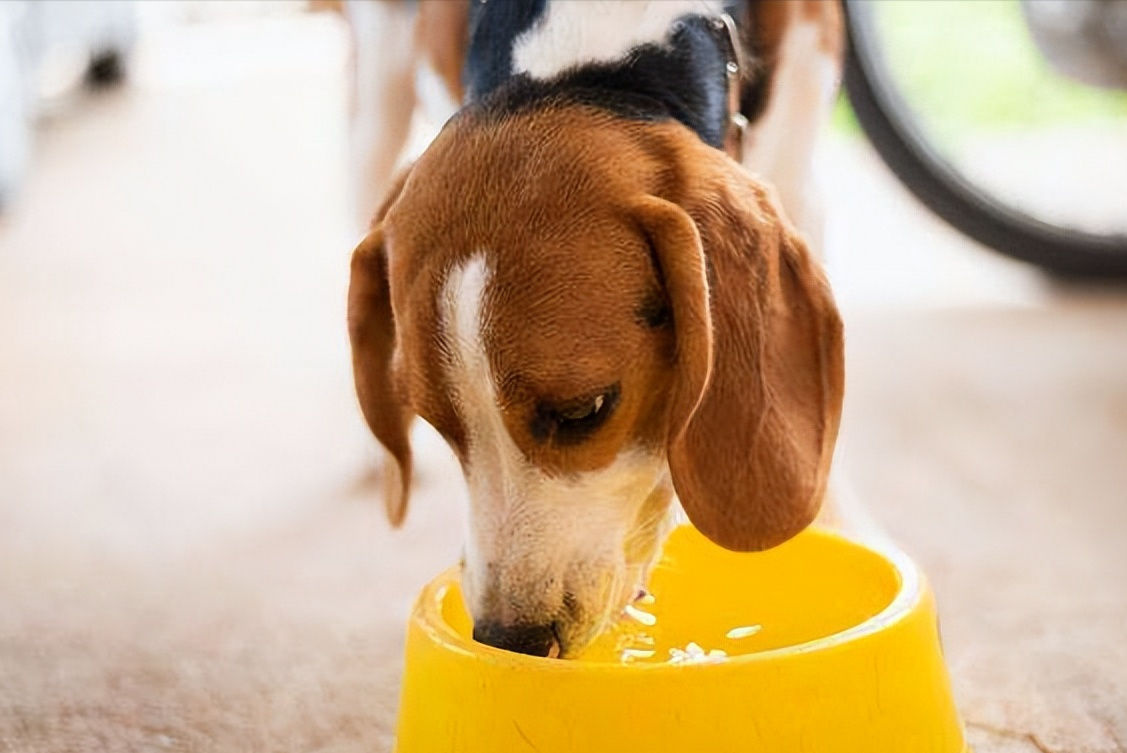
{"left": 348, "top": 172, "right": 414, "bottom": 526}
{"left": 634, "top": 174, "right": 844, "bottom": 552}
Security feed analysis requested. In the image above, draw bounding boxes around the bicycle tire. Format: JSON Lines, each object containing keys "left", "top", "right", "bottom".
{"left": 842, "top": 0, "right": 1127, "bottom": 279}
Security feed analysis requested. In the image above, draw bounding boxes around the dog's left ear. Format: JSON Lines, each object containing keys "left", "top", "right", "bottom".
{"left": 348, "top": 171, "right": 415, "bottom": 526}
{"left": 633, "top": 167, "right": 844, "bottom": 552}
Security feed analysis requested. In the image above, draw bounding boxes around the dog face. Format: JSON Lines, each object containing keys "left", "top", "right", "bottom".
{"left": 348, "top": 103, "right": 844, "bottom": 657}
{"left": 435, "top": 219, "right": 682, "bottom": 658}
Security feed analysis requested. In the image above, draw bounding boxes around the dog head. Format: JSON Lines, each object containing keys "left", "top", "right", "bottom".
{"left": 348, "top": 101, "right": 844, "bottom": 657}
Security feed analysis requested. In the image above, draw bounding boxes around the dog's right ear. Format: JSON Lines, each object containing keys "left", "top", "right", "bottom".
{"left": 348, "top": 172, "right": 414, "bottom": 526}
{"left": 631, "top": 159, "right": 844, "bottom": 553}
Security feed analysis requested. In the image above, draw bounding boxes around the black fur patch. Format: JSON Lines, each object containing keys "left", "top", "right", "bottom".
{"left": 464, "top": 0, "right": 550, "bottom": 101}
{"left": 636, "top": 292, "right": 672, "bottom": 329}
{"left": 465, "top": 13, "right": 734, "bottom": 150}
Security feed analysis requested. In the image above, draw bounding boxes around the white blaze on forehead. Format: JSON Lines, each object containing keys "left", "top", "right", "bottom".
{"left": 441, "top": 254, "right": 538, "bottom": 514}
{"left": 441, "top": 255, "right": 506, "bottom": 467}
{"left": 440, "top": 256, "right": 669, "bottom": 618}
{"left": 512, "top": 1, "right": 724, "bottom": 81}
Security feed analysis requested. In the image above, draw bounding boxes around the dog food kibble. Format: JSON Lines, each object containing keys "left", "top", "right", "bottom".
{"left": 598, "top": 594, "right": 758, "bottom": 665}
{"left": 668, "top": 642, "right": 728, "bottom": 665}
{"left": 726, "top": 625, "right": 762, "bottom": 639}
{"left": 621, "top": 648, "right": 657, "bottom": 662}
{"left": 624, "top": 604, "right": 657, "bottom": 626}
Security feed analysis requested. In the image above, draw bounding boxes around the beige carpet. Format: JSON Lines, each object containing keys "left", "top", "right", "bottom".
{"left": 1, "top": 13, "right": 1125, "bottom": 753}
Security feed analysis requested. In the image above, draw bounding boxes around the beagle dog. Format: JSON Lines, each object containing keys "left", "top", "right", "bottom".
{"left": 346, "top": 1, "right": 846, "bottom": 658}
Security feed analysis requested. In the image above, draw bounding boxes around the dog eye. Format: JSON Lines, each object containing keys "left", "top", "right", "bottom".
{"left": 558, "top": 394, "right": 606, "bottom": 422}
{"left": 532, "top": 384, "right": 620, "bottom": 444}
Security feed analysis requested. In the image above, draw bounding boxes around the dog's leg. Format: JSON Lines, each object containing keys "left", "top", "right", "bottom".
{"left": 346, "top": 0, "right": 418, "bottom": 231}
{"left": 743, "top": 1, "right": 843, "bottom": 257}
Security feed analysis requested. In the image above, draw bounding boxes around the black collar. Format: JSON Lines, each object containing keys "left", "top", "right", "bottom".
{"left": 465, "top": 9, "right": 748, "bottom": 155}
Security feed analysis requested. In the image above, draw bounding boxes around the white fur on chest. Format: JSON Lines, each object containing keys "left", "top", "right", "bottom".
{"left": 512, "top": 0, "right": 723, "bottom": 81}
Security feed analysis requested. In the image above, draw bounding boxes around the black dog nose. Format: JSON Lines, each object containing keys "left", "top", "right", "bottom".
{"left": 473, "top": 620, "right": 561, "bottom": 658}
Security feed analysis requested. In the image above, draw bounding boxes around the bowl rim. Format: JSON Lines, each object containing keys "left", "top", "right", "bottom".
{"left": 409, "top": 527, "right": 925, "bottom": 672}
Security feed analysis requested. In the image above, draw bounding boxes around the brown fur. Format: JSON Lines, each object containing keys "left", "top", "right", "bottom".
{"left": 414, "top": 0, "right": 470, "bottom": 105}
{"left": 801, "top": 0, "right": 846, "bottom": 57}
{"left": 636, "top": 180, "right": 844, "bottom": 550}
{"left": 739, "top": 0, "right": 844, "bottom": 124}
{"left": 348, "top": 103, "right": 844, "bottom": 552}
{"left": 736, "top": 0, "right": 789, "bottom": 122}
{"left": 348, "top": 172, "right": 415, "bottom": 525}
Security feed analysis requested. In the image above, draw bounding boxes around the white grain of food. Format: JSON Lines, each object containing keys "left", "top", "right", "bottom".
{"left": 668, "top": 647, "right": 690, "bottom": 664}
{"left": 667, "top": 644, "right": 728, "bottom": 665}
{"left": 726, "top": 625, "right": 762, "bottom": 639}
{"left": 624, "top": 604, "right": 657, "bottom": 626}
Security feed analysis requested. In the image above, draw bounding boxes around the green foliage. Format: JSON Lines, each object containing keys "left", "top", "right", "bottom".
{"left": 870, "top": 0, "right": 1127, "bottom": 145}
{"left": 831, "top": 94, "right": 861, "bottom": 135}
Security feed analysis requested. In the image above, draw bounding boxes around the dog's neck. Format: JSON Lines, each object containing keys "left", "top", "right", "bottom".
{"left": 464, "top": 0, "right": 741, "bottom": 151}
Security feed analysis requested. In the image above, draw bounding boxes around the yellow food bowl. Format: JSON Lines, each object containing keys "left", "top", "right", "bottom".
{"left": 394, "top": 526, "right": 968, "bottom": 752}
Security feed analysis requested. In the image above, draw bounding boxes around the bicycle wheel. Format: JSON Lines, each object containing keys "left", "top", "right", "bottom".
{"left": 843, "top": 0, "right": 1127, "bottom": 279}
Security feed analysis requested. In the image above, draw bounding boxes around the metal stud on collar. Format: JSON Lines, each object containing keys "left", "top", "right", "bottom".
{"left": 717, "top": 13, "right": 748, "bottom": 160}
{"left": 718, "top": 13, "right": 750, "bottom": 78}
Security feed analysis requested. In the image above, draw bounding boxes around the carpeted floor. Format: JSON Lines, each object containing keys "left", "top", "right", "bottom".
{"left": 1, "top": 12, "right": 1124, "bottom": 753}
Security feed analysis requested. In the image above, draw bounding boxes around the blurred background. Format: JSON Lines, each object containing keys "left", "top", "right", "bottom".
{"left": 0, "top": 2, "right": 1124, "bottom": 751}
